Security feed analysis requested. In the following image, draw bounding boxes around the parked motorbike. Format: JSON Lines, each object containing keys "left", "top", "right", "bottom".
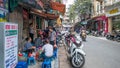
{"left": 65, "top": 33, "right": 71, "bottom": 47}
{"left": 114, "top": 34, "right": 120, "bottom": 42}
{"left": 56, "top": 33, "right": 65, "bottom": 46}
{"left": 67, "top": 34, "right": 86, "bottom": 68}
{"left": 106, "top": 33, "right": 114, "bottom": 40}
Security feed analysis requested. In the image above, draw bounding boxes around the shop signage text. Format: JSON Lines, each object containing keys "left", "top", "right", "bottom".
{"left": 4, "top": 23, "right": 18, "bottom": 68}
{"left": 109, "top": 8, "right": 119, "bottom": 14}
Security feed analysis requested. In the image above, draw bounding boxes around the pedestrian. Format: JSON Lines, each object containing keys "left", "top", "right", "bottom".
{"left": 49, "top": 28, "right": 56, "bottom": 46}
{"left": 29, "top": 23, "right": 35, "bottom": 43}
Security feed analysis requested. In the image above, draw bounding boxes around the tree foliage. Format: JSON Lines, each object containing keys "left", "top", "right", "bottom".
{"left": 69, "top": 0, "right": 92, "bottom": 21}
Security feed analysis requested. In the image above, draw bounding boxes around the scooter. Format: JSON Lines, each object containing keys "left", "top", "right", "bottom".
{"left": 68, "top": 34, "right": 86, "bottom": 68}
{"left": 106, "top": 32, "right": 114, "bottom": 40}
{"left": 56, "top": 33, "right": 65, "bottom": 46}
{"left": 80, "top": 30, "right": 87, "bottom": 41}
{"left": 65, "top": 33, "right": 71, "bottom": 48}
{"left": 114, "top": 34, "right": 120, "bottom": 42}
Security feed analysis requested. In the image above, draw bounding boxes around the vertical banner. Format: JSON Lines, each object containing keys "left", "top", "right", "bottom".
{"left": 4, "top": 23, "right": 18, "bottom": 68}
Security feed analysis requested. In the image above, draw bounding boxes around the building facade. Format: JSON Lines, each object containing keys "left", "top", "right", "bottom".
{"left": 90, "top": 0, "right": 109, "bottom": 34}
{"left": 0, "top": 0, "right": 64, "bottom": 48}
{"left": 105, "top": 0, "right": 120, "bottom": 34}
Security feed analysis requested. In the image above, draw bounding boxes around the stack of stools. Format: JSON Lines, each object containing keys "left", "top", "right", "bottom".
{"left": 15, "top": 61, "right": 28, "bottom": 68}
{"left": 27, "top": 57, "right": 36, "bottom": 65}
{"left": 42, "top": 58, "right": 52, "bottom": 68}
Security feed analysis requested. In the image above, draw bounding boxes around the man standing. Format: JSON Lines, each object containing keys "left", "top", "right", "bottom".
{"left": 49, "top": 28, "right": 56, "bottom": 46}
{"left": 29, "top": 23, "right": 34, "bottom": 43}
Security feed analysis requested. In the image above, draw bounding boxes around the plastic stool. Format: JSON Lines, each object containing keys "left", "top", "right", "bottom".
{"left": 27, "top": 57, "right": 36, "bottom": 65}
{"left": 53, "top": 50, "right": 57, "bottom": 59}
{"left": 46, "top": 57, "right": 53, "bottom": 61}
{"left": 15, "top": 61, "right": 28, "bottom": 68}
{"left": 42, "top": 59, "right": 51, "bottom": 68}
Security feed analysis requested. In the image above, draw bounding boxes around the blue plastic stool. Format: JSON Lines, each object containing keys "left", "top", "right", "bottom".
{"left": 53, "top": 49, "right": 58, "bottom": 58}
{"left": 27, "top": 57, "right": 36, "bottom": 65}
{"left": 16, "top": 61, "right": 28, "bottom": 68}
{"left": 42, "top": 59, "right": 51, "bottom": 68}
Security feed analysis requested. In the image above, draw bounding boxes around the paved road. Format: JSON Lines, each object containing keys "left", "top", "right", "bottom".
{"left": 83, "top": 36, "right": 120, "bottom": 68}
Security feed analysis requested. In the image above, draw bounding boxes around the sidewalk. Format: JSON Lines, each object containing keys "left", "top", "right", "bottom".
{"left": 58, "top": 45, "right": 72, "bottom": 68}
{"left": 28, "top": 53, "right": 59, "bottom": 68}
{"left": 28, "top": 50, "right": 59, "bottom": 68}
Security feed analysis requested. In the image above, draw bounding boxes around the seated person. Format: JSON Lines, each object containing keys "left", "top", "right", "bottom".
{"left": 23, "top": 37, "right": 36, "bottom": 53}
{"left": 40, "top": 38, "right": 53, "bottom": 59}
{"left": 34, "top": 35, "right": 43, "bottom": 48}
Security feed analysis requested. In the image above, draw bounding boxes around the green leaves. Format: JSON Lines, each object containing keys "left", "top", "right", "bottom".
{"left": 68, "top": 0, "right": 92, "bottom": 21}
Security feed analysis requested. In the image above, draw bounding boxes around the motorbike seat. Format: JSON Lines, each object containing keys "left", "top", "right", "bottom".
{"left": 73, "top": 41, "right": 82, "bottom": 47}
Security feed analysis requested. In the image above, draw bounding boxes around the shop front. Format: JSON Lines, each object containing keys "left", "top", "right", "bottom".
{"left": 105, "top": 2, "right": 120, "bottom": 33}
{"left": 95, "top": 15, "right": 108, "bottom": 33}
{"left": 89, "top": 15, "right": 108, "bottom": 34}
{"left": 112, "top": 15, "right": 120, "bottom": 32}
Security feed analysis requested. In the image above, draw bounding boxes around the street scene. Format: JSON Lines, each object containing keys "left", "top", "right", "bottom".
{"left": 0, "top": 0, "right": 120, "bottom": 68}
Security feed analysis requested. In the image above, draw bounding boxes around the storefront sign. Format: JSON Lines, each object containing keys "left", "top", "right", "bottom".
{"left": 51, "top": 1, "right": 66, "bottom": 14}
{"left": 109, "top": 8, "right": 119, "bottom": 14}
{"left": 105, "top": 2, "right": 120, "bottom": 17}
{"left": 4, "top": 23, "right": 18, "bottom": 68}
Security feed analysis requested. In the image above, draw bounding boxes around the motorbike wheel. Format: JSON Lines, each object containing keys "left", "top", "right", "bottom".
{"left": 71, "top": 53, "right": 85, "bottom": 68}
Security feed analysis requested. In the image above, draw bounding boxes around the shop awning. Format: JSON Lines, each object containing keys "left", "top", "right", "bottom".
{"left": 30, "top": 8, "right": 59, "bottom": 19}
{"left": 30, "top": 8, "right": 46, "bottom": 18}
{"left": 96, "top": 16, "right": 107, "bottom": 21}
{"left": 45, "top": 13, "right": 59, "bottom": 19}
